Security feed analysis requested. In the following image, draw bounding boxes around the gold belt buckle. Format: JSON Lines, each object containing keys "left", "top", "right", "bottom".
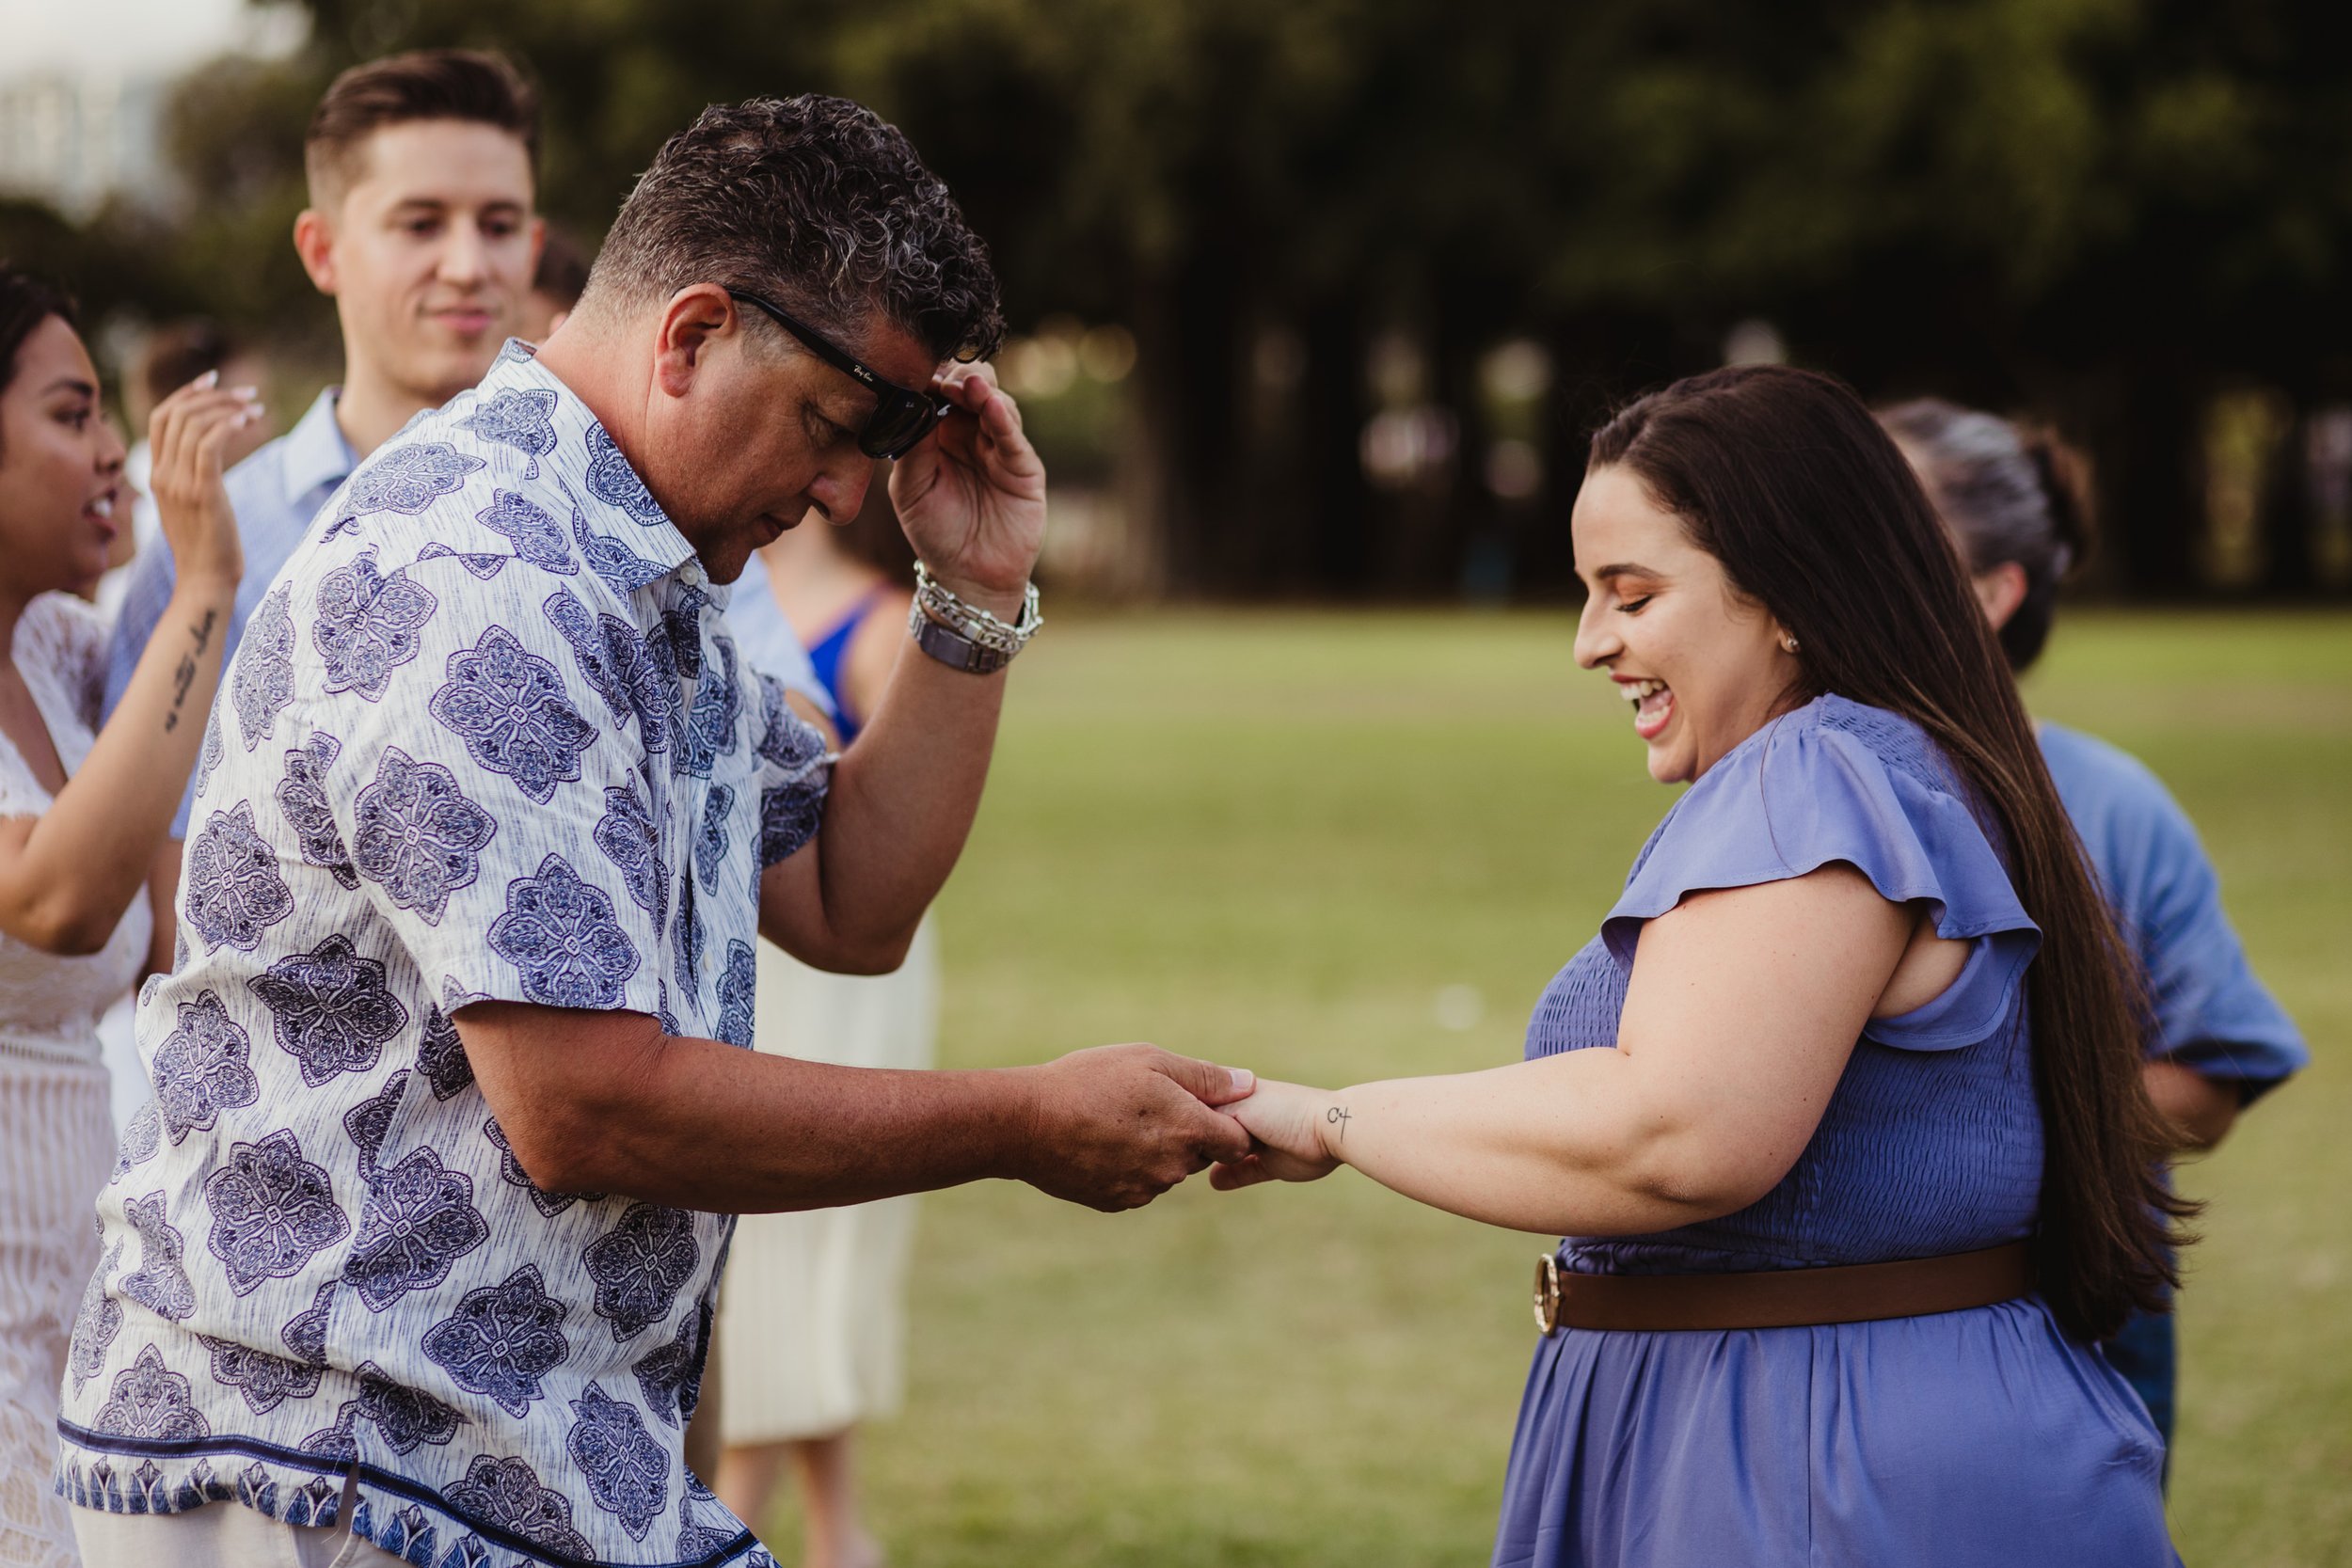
{"left": 1533, "top": 1253, "right": 1563, "bottom": 1337}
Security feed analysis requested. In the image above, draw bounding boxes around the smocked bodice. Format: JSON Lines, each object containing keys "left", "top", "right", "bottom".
{"left": 1524, "top": 696, "right": 2044, "bottom": 1275}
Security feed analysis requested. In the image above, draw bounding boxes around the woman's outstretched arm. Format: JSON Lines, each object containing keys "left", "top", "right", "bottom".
{"left": 0, "top": 378, "right": 249, "bottom": 955}
{"left": 1216, "top": 866, "right": 1924, "bottom": 1237}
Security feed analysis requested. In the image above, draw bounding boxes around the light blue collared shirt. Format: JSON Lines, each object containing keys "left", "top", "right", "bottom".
{"left": 2040, "top": 721, "right": 2306, "bottom": 1095}
{"left": 103, "top": 388, "right": 358, "bottom": 837}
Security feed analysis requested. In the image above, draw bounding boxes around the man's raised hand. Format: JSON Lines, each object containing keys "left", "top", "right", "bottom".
{"left": 887, "top": 362, "right": 1045, "bottom": 611}
{"left": 1010, "top": 1043, "right": 1254, "bottom": 1212}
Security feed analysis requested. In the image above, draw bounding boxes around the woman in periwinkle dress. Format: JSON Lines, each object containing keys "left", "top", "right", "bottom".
{"left": 1883, "top": 399, "right": 2306, "bottom": 1463}
{"left": 0, "top": 269, "right": 250, "bottom": 1566}
{"left": 1220, "top": 364, "right": 2183, "bottom": 1566}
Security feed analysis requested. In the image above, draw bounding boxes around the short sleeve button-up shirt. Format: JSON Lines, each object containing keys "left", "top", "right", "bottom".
{"left": 58, "top": 340, "right": 829, "bottom": 1568}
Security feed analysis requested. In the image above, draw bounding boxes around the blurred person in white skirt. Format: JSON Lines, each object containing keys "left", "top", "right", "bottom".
{"left": 717, "top": 499, "right": 936, "bottom": 1568}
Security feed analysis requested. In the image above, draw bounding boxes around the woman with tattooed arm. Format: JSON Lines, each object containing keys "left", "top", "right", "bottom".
{"left": 0, "top": 266, "right": 249, "bottom": 1568}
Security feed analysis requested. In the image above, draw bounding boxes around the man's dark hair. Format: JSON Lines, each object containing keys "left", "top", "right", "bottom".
{"left": 532, "top": 224, "right": 592, "bottom": 310}
{"left": 140, "top": 319, "right": 241, "bottom": 411}
{"left": 0, "top": 264, "right": 79, "bottom": 460}
{"left": 583, "top": 94, "right": 1004, "bottom": 364}
{"left": 306, "top": 49, "right": 540, "bottom": 206}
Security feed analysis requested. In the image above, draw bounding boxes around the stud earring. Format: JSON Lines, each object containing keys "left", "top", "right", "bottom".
{"left": 1781, "top": 634, "right": 1801, "bottom": 654}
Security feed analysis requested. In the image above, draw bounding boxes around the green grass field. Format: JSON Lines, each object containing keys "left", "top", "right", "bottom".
{"left": 760, "top": 608, "right": 2352, "bottom": 1567}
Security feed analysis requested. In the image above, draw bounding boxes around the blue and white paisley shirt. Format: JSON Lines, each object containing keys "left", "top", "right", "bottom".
{"left": 57, "top": 341, "right": 829, "bottom": 1568}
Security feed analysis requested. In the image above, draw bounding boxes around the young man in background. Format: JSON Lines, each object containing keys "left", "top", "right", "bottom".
{"left": 103, "top": 47, "right": 545, "bottom": 885}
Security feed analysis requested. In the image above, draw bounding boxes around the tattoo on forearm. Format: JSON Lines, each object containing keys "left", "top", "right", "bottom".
{"left": 1326, "top": 1104, "right": 1352, "bottom": 1142}
{"left": 162, "top": 609, "right": 219, "bottom": 734}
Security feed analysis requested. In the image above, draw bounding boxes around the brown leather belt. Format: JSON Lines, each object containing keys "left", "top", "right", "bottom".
{"left": 1533, "top": 1243, "right": 2034, "bottom": 1334}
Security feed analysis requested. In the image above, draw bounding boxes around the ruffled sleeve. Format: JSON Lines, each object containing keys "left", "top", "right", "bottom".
{"left": 0, "top": 593, "right": 113, "bottom": 816}
{"left": 0, "top": 734, "right": 45, "bottom": 819}
{"left": 1599, "top": 701, "right": 2042, "bottom": 1052}
{"left": 26, "top": 593, "right": 109, "bottom": 730}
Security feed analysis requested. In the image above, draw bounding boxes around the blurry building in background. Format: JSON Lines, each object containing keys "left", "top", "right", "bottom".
{"left": 0, "top": 73, "right": 172, "bottom": 219}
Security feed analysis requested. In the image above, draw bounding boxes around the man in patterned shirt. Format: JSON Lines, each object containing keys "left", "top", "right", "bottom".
{"left": 59, "top": 96, "right": 1253, "bottom": 1568}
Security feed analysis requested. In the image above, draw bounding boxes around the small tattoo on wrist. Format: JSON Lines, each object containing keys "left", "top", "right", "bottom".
{"left": 162, "top": 608, "right": 218, "bottom": 733}
{"left": 1326, "top": 1104, "right": 1352, "bottom": 1142}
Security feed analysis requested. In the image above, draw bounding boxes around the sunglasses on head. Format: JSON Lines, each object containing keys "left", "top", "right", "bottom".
{"left": 725, "top": 288, "right": 951, "bottom": 461}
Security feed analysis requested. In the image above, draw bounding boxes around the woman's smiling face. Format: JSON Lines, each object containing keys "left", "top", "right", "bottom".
{"left": 1570, "top": 462, "right": 1804, "bottom": 784}
{"left": 0, "top": 313, "right": 125, "bottom": 602}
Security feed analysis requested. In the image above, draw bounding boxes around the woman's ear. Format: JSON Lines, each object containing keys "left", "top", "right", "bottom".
{"left": 1971, "top": 562, "right": 2031, "bottom": 631}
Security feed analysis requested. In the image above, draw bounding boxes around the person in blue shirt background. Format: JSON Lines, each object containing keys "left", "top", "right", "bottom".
{"left": 1883, "top": 398, "right": 2308, "bottom": 1469}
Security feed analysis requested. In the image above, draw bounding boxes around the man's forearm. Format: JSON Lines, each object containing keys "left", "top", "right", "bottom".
{"left": 460, "top": 1004, "right": 1250, "bottom": 1215}
{"left": 472, "top": 1007, "right": 1034, "bottom": 1211}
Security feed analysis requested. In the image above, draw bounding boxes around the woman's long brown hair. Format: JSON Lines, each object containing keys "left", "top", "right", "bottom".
{"left": 1591, "top": 363, "right": 2188, "bottom": 1343}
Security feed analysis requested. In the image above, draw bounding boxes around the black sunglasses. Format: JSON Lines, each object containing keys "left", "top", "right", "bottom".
{"left": 726, "top": 288, "right": 951, "bottom": 460}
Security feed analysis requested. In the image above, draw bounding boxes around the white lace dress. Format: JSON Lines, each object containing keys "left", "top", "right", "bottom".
{"left": 0, "top": 595, "right": 148, "bottom": 1568}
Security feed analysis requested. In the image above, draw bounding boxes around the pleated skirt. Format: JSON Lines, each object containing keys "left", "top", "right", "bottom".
{"left": 1, "top": 1055, "right": 114, "bottom": 1568}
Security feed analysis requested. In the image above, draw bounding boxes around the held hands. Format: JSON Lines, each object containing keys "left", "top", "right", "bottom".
{"left": 1011, "top": 1050, "right": 1346, "bottom": 1210}
{"left": 888, "top": 362, "right": 1044, "bottom": 614}
{"left": 1211, "top": 1079, "right": 1347, "bottom": 1191}
{"left": 1013, "top": 1043, "right": 1254, "bottom": 1212}
{"left": 147, "top": 370, "right": 256, "bottom": 591}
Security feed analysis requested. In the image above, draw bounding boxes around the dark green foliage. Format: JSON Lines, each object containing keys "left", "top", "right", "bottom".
{"left": 33, "top": 0, "right": 2352, "bottom": 594}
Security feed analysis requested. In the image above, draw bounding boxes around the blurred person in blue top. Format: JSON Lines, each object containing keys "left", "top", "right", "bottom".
{"left": 1882, "top": 398, "right": 2306, "bottom": 1460}
{"left": 739, "top": 485, "right": 915, "bottom": 747}
{"left": 91, "top": 324, "right": 278, "bottom": 1133}
{"left": 103, "top": 50, "right": 546, "bottom": 890}
{"left": 1221, "top": 365, "right": 2185, "bottom": 1567}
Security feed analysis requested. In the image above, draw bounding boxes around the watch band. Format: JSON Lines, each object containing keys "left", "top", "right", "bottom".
{"left": 905, "top": 564, "right": 1041, "bottom": 673}
{"left": 909, "top": 606, "right": 1014, "bottom": 673}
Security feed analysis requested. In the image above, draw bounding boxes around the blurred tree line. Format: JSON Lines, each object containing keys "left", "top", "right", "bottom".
{"left": 11, "top": 0, "right": 2352, "bottom": 600}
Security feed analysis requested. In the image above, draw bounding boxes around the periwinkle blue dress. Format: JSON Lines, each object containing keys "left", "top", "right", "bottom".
{"left": 1492, "top": 696, "right": 2175, "bottom": 1568}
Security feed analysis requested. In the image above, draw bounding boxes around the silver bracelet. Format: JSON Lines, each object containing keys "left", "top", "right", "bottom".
{"left": 908, "top": 562, "right": 1042, "bottom": 673}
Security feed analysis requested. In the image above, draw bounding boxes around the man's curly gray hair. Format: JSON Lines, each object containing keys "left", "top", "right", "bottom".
{"left": 582, "top": 94, "right": 1005, "bottom": 364}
